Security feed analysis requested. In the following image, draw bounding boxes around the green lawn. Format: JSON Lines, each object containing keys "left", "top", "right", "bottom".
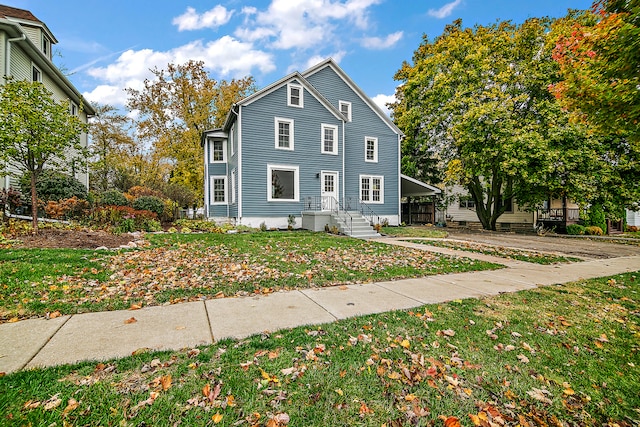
{"left": 0, "top": 231, "right": 500, "bottom": 322}
{"left": 407, "top": 239, "right": 582, "bottom": 264}
{"left": 1, "top": 272, "right": 638, "bottom": 426}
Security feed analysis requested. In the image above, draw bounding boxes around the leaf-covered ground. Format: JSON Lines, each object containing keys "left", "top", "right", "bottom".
{"left": 1, "top": 232, "right": 500, "bottom": 322}
{"left": 406, "top": 239, "right": 582, "bottom": 264}
{"left": 2, "top": 272, "right": 638, "bottom": 426}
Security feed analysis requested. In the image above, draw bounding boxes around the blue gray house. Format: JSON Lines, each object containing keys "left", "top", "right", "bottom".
{"left": 202, "top": 58, "right": 439, "bottom": 237}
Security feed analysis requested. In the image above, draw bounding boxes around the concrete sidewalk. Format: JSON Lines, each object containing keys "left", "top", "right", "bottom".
{"left": 1, "top": 242, "right": 638, "bottom": 375}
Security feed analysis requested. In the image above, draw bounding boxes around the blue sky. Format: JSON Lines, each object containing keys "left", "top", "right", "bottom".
{"left": 6, "top": 0, "right": 592, "bottom": 114}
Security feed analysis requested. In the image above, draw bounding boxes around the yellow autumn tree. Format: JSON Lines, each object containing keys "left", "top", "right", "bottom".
{"left": 126, "top": 60, "right": 256, "bottom": 201}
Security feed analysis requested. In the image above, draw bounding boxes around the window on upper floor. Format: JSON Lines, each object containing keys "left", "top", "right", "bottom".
{"left": 209, "top": 139, "right": 226, "bottom": 163}
{"left": 287, "top": 83, "right": 303, "bottom": 108}
{"left": 365, "top": 137, "right": 378, "bottom": 163}
{"left": 339, "top": 100, "right": 351, "bottom": 122}
{"left": 32, "top": 65, "right": 41, "bottom": 82}
{"left": 360, "top": 175, "right": 384, "bottom": 204}
{"left": 268, "top": 164, "right": 299, "bottom": 202}
{"left": 231, "top": 169, "right": 236, "bottom": 204}
{"left": 321, "top": 124, "right": 338, "bottom": 155}
{"left": 230, "top": 126, "right": 235, "bottom": 156}
{"left": 275, "top": 117, "right": 294, "bottom": 150}
{"left": 69, "top": 102, "right": 78, "bottom": 116}
{"left": 210, "top": 176, "right": 227, "bottom": 204}
{"left": 42, "top": 35, "right": 50, "bottom": 58}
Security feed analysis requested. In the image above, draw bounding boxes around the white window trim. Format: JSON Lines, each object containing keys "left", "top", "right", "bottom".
{"left": 339, "top": 100, "right": 352, "bottom": 122}
{"left": 287, "top": 83, "right": 303, "bottom": 108}
{"left": 231, "top": 169, "right": 237, "bottom": 204}
{"left": 209, "top": 139, "right": 226, "bottom": 163}
{"left": 360, "top": 175, "right": 384, "bottom": 204}
{"left": 365, "top": 136, "right": 378, "bottom": 163}
{"left": 321, "top": 123, "right": 338, "bottom": 155}
{"left": 268, "top": 164, "right": 300, "bottom": 202}
{"left": 230, "top": 126, "right": 235, "bottom": 156}
{"left": 32, "top": 64, "right": 42, "bottom": 82}
{"left": 274, "top": 117, "right": 294, "bottom": 151}
{"left": 210, "top": 175, "right": 227, "bottom": 205}
{"left": 69, "top": 102, "right": 78, "bottom": 116}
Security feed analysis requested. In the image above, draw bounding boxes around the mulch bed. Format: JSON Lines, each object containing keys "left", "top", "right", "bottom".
{"left": 9, "top": 228, "right": 135, "bottom": 249}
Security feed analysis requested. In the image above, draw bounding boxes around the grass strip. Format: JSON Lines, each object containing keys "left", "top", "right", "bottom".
{"left": 406, "top": 238, "right": 582, "bottom": 264}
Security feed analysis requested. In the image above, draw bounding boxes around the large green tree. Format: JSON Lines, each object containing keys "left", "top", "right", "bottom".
{"left": 0, "top": 79, "right": 87, "bottom": 232}
{"left": 126, "top": 60, "right": 256, "bottom": 201}
{"left": 393, "top": 19, "right": 591, "bottom": 230}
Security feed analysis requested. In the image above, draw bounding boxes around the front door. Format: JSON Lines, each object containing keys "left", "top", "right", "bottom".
{"left": 320, "top": 171, "right": 338, "bottom": 211}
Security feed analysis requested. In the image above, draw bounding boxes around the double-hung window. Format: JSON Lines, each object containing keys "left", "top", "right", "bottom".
{"left": 231, "top": 169, "right": 237, "bottom": 204}
{"left": 32, "top": 65, "right": 41, "bottom": 82}
{"left": 210, "top": 176, "right": 227, "bottom": 204}
{"left": 268, "top": 164, "right": 299, "bottom": 202}
{"left": 275, "top": 117, "right": 294, "bottom": 150}
{"left": 339, "top": 100, "right": 351, "bottom": 122}
{"left": 287, "top": 83, "right": 303, "bottom": 108}
{"left": 209, "top": 139, "right": 225, "bottom": 163}
{"left": 360, "top": 175, "right": 384, "bottom": 204}
{"left": 321, "top": 124, "right": 338, "bottom": 155}
{"left": 365, "top": 137, "right": 378, "bottom": 163}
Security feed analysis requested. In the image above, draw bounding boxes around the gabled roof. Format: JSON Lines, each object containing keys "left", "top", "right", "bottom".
{"left": 0, "top": 5, "right": 93, "bottom": 115}
{"left": 302, "top": 58, "right": 403, "bottom": 137}
{"left": 223, "top": 71, "right": 345, "bottom": 130}
{"left": 0, "top": 4, "right": 57, "bottom": 43}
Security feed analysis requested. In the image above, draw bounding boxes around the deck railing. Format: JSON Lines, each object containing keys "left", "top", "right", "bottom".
{"left": 537, "top": 208, "right": 580, "bottom": 223}
{"left": 304, "top": 196, "right": 352, "bottom": 235}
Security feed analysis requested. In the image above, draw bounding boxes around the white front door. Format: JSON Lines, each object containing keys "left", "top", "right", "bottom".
{"left": 320, "top": 171, "right": 338, "bottom": 211}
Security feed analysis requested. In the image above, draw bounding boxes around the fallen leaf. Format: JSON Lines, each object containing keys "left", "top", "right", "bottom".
{"left": 359, "top": 402, "right": 374, "bottom": 415}
{"left": 212, "top": 412, "right": 223, "bottom": 423}
{"left": 62, "top": 398, "right": 79, "bottom": 416}
{"left": 129, "top": 304, "right": 142, "bottom": 310}
{"left": 48, "top": 311, "right": 62, "bottom": 319}
{"left": 442, "top": 416, "right": 462, "bottom": 427}
{"left": 131, "top": 347, "right": 150, "bottom": 356}
{"left": 226, "top": 395, "right": 236, "bottom": 407}
{"left": 527, "top": 388, "right": 553, "bottom": 405}
{"left": 400, "top": 339, "right": 411, "bottom": 349}
{"left": 442, "top": 329, "right": 456, "bottom": 337}
{"left": 43, "top": 394, "right": 62, "bottom": 410}
{"left": 339, "top": 285, "right": 348, "bottom": 290}
{"left": 124, "top": 317, "right": 137, "bottom": 324}
{"left": 517, "top": 354, "right": 530, "bottom": 364}
{"left": 160, "top": 375, "right": 172, "bottom": 391}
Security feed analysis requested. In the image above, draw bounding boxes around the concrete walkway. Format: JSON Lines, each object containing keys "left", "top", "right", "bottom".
{"left": 1, "top": 239, "right": 639, "bottom": 375}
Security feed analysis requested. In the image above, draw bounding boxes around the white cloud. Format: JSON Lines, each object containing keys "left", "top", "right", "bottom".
{"left": 172, "top": 5, "right": 234, "bottom": 31}
{"left": 361, "top": 31, "right": 403, "bottom": 49}
{"left": 372, "top": 93, "right": 395, "bottom": 116}
{"left": 427, "top": 0, "right": 462, "bottom": 19}
{"left": 235, "top": 0, "right": 382, "bottom": 50}
{"left": 84, "top": 37, "right": 275, "bottom": 106}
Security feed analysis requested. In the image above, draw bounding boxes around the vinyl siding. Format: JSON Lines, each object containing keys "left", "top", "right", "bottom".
{"left": 305, "top": 66, "right": 399, "bottom": 215}
{"left": 240, "top": 82, "right": 343, "bottom": 218}
{"left": 445, "top": 184, "right": 534, "bottom": 224}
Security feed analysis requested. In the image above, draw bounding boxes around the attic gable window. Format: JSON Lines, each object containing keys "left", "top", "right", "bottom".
{"left": 339, "top": 100, "right": 351, "bottom": 122}
{"left": 287, "top": 83, "right": 303, "bottom": 108}
{"left": 42, "top": 35, "right": 50, "bottom": 58}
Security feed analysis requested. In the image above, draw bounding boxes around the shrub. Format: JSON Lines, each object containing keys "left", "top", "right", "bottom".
{"left": 89, "top": 206, "right": 159, "bottom": 233}
{"left": 0, "top": 188, "right": 22, "bottom": 215}
{"left": 20, "top": 170, "right": 87, "bottom": 202}
{"left": 585, "top": 204, "right": 607, "bottom": 234}
{"left": 132, "top": 196, "right": 165, "bottom": 217}
{"left": 566, "top": 224, "right": 586, "bottom": 235}
{"left": 98, "top": 190, "right": 129, "bottom": 206}
{"left": 126, "top": 186, "right": 163, "bottom": 199}
{"left": 174, "top": 219, "right": 223, "bottom": 233}
{"left": 626, "top": 225, "right": 638, "bottom": 233}
{"left": 584, "top": 226, "right": 604, "bottom": 236}
{"left": 44, "top": 197, "right": 90, "bottom": 220}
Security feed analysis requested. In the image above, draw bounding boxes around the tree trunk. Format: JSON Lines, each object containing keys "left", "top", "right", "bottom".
{"left": 30, "top": 172, "right": 39, "bottom": 234}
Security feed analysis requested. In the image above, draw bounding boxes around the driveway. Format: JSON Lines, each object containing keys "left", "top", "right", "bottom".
{"left": 444, "top": 231, "right": 640, "bottom": 259}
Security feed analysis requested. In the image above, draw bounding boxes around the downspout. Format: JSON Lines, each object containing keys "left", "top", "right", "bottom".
{"left": 397, "top": 134, "right": 402, "bottom": 225}
{"left": 203, "top": 137, "right": 209, "bottom": 218}
{"left": 4, "top": 33, "right": 26, "bottom": 189}
{"left": 341, "top": 120, "right": 345, "bottom": 205}
{"left": 233, "top": 106, "right": 242, "bottom": 223}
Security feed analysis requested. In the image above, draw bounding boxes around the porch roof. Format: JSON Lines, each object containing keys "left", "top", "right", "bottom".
{"left": 401, "top": 174, "right": 441, "bottom": 197}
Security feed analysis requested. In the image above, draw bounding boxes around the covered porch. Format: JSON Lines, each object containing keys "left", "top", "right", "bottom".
{"left": 401, "top": 174, "right": 441, "bottom": 225}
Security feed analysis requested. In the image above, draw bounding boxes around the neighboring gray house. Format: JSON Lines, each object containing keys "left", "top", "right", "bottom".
{"left": 202, "top": 59, "right": 437, "bottom": 237}
{"left": 0, "top": 4, "right": 95, "bottom": 190}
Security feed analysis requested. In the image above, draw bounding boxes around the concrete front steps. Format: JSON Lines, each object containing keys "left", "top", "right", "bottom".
{"left": 333, "top": 211, "right": 380, "bottom": 239}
